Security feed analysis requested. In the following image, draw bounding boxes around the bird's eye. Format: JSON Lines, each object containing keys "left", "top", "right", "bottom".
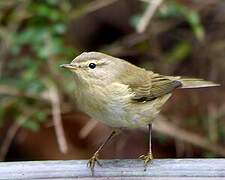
{"left": 88, "top": 63, "right": 96, "bottom": 69}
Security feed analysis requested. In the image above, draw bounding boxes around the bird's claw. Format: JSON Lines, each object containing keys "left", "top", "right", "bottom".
{"left": 87, "top": 153, "right": 101, "bottom": 175}
{"left": 139, "top": 153, "right": 153, "bottom": 171}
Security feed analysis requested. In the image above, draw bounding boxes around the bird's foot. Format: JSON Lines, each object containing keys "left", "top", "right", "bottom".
{"left": 139, "top": 153, "right": 153, "bottom": 171}
{"left": 87, "top": 153, "right": 101, "bottom": 175}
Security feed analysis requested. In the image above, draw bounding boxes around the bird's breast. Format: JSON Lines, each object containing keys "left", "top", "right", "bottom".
{"left": 74, "top": 83, "right": 134, "bottom": 127}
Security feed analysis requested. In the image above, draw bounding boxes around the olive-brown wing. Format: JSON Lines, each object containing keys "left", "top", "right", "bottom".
{"left": 120, "top": 71, "right": 182, "bottom": 102}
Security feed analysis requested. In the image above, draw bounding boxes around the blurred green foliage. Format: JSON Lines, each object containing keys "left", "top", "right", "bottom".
{"left": 0, "top": 0, "right": 74, "bottom": 131}
{"left": 165, "top": 41, "right": 191, "bottom": 64}
{"left": 131, "top": 0, "right": 204, "bottom": 42}
{"left": 158, "top": 1, "right": 205, "bottom": 41}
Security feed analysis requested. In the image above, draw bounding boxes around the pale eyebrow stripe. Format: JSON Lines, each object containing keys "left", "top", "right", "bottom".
{"left": 83, "top": 60, "right": 108, "bottom": 66}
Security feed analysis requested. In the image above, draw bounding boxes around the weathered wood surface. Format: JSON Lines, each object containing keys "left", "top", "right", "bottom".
{"left": 0, "top": 159, "right": 225, "bottom": 179}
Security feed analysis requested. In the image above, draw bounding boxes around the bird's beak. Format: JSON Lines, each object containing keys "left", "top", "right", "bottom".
{"left": 60, "top": 64, "right": 77, "bottom": 70}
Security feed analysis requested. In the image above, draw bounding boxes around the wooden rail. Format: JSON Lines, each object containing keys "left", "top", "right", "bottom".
{"left": 0, "top": 159, "right": 225, "bottom": 179}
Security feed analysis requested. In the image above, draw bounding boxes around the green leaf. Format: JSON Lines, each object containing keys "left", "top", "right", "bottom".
{"left": 185, "top": 11, "right": 205, "bottom": 40}
{"left": 158, "top": 2, "right": 205, "bottom": 40}
{"left": 166, "top": 41, "right": 191, "bottom": 64}
{"left": 130, "top": 14, "right": 142, "bottom": 29}
{"left": 17, "top": 115, "right": 40, "bottom": 132}
{"left": 35, "top": 111, "right": 47, "bottom": 123}
{"left": 38, "top": 37, "right": 64, "bottom": 58}
{"left": 52, "top": 23, "right": 66, "bottom": 34}
{"left": 22, "top": 120, "right": 40, "bottom": 132}
{"left": 29, "top": 3, "right": 64, "bottom": 21}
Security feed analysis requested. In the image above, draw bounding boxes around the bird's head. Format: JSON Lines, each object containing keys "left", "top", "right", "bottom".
{"left": 60, "top": 52, "right": 126, "bottom": 85}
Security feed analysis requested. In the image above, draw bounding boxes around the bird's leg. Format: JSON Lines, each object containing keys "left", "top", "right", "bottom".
{"left": 87, "top": 130, "right": 117, "bottom": 175}
{"left": 139, "top": 124, "right": 153, "bottom": 170}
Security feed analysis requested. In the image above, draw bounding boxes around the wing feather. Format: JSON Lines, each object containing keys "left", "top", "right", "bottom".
{"left": 117, "top": 66, "right": 181, "bottom": 102}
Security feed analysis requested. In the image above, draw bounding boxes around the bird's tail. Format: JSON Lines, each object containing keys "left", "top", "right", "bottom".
{"left": 178, "top": 78, "right": 220, "bottom": 89}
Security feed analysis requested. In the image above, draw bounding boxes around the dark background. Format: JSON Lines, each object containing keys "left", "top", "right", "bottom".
{"left": 0, "top": 0, "right": 225, "bottom": 161}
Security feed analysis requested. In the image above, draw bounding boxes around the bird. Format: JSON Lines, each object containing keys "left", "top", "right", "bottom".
{"left": 60, "top": 52, "right": 219, "bottom": 173}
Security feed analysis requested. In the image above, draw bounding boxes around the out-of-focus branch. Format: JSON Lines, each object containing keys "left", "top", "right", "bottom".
{"left": 86, "top": 0, "right": 119, "bottom": 14}
{"left": 136, "top": 0, "right": 164, "bottom": 33}
{"left": 0, "top": 1, "right": 30, "bottom": 77}
{"left": 47, "top": 83, "right": 68, "bottom": 154}
{"left": 0, "top": 85, "right": 49, "bottom": 101}
{"left": 207, "top": 104, "right": 218, "bottom": 143}
{"left": 79, "top": 118, "right": 98, "bottom": 139}
{"left": 69, "top": 0, "right": 119, "bottom": 19}
{"left": 154, "top": 115, "right": 225, "bottom": 156}
{"left": 0, "top": 119, "right": 27, "bottom": 161}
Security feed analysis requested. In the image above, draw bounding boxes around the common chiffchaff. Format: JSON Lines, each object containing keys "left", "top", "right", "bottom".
{"left": 61, "top": 52, "right": 219, "bottom": 173}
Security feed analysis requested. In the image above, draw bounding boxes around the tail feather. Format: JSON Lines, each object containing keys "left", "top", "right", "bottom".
{"left": 178, "top": 78, "right": 220, "bottom": 89}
